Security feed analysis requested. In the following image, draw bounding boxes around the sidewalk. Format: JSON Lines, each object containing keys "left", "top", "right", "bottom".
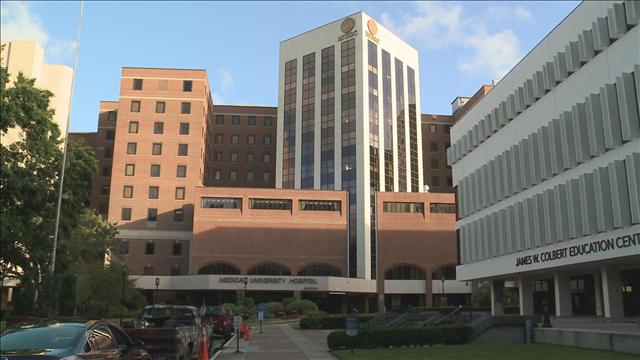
{"left": 215, "top": 323, "right": 335, "bottom": 360}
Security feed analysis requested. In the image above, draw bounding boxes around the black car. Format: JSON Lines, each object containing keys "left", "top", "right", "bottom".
{"left": 0, "top": 319, "right": 150, "bottom": 359}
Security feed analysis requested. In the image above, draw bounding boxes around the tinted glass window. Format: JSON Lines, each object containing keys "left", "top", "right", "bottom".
{"left": 88, "top": 325, "right": 116, "bottom": 351}
{"left": 0, "top": 325, "right": 85, "bottom": 350}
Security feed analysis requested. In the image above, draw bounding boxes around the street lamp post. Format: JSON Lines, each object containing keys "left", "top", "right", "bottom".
{"left": 243, "top": 278, "right": 248, "bottom": 319}
{"left": 120, "top": 265, "right": 127, "bottom": 326}
{"left": 155, "top": 277, "right": 160, "bottom": 305}
{"left": 441, "top": 275, "right": 446, "bottom": 307}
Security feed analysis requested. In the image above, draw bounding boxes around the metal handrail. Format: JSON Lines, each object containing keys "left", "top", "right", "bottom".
{"left": 434, "top": 305, "right": 463, "bottom": 325}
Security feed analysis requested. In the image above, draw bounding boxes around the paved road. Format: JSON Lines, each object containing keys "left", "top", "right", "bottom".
{"left": 215, "top": 323, "right": 335, "bottom": 360}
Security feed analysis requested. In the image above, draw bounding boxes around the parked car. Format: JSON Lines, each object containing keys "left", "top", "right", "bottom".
{"left": 202, "top": 306, "right": 233, "bottom": 340}
{"left": 0, "top": 319, "right": 150, "bottom": 359}
{"left": 124, "top": 305, "right": 211, "bottom": 360}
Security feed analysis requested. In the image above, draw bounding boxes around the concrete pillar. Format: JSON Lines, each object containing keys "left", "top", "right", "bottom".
{"left": 425, "top": 276, "right": 433, "bottom": 308}
{"left": 364, "top": 295, "right": 370, "bottom": 313}
{"left": 293, "top": 290, "right": 302, "bottom": 300}
{"left": 593, "top": 271, "right": 604, "bottom": 317}
{"left": 601, "top": 265, "right": 624, "bottom": 318}
{"left": 377, "top": 293, "right": 385, "bottom": 313}
{"left": 491, "top": 280, "right": 505, "bottom": 315}
{"left": 518, "top": 276, "right": 534, "bottom": 316}
{"left": 554, "top": 272, "right": 573, "bottom": 317}
{"left": 341, "top": 295, "right": 348, "bottom": 314}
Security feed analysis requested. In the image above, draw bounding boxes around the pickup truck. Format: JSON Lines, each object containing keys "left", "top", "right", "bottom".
{"left": 125, "top": 305, "right": 213, "bottom": 360}
{"left": 202, "top": 306, "right": 234, "bottom": 341}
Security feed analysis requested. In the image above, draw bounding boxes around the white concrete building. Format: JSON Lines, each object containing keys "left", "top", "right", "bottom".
{"left": 276, "top": 12, "right": 424, "bottom": 279}
{"left": 450, "top": 1, "right": 640, "bottom": 318}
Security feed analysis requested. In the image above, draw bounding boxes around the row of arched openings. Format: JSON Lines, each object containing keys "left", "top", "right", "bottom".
{"left": 198, "top": 263, "right": 341, "bottom": 277}
{"left": 384, "top": 265, "right": 457, "bottom": 280}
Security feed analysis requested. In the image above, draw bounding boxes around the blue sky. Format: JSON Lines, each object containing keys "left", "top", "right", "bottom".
{"left": 1, "top": 1, "right": 579, "bottom": 132}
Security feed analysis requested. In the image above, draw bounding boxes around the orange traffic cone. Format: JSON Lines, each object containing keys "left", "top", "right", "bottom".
{"left": 199, "top": 326, "right": 209, "bottom": 360}
{"left": 244, "top": 325, "right": 252, "bottom": 341}
{"left": 240, "top": 323, "right": 247, "bottom": 337}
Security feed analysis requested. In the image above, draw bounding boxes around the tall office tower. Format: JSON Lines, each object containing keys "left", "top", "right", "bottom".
{"left": 276, "top": 13, "right": 423, "bottom": 279}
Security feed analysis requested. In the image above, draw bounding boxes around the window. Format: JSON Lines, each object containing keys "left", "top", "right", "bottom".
{"left": 179, "top": 122, "right": 190, "bottom": 135}
{"left": 173, "top": 208, "right": 184, "bottom": 222}
{"left": 231, "top": 135, "right": 239, "bottom": 144}
{"left": 181, "top": 102, "right": 191, "bottom": 114}
{"left": 145, "top": 241, "right": 155, "bottom": 255}
{"left": 299, "top": 200, "right": 341, "bottom": 211}
{"left": 126, "top": 142, "right": 137, "bottom": 155}
{"left": 383, "top": 202, "right": 424, "bottom": 213}
{"left": 432, "top": 265, "right": 456, "bottom": 280}
{"left": 263, "top": 135, "right": 272, "bottom": 145}
{"left": 245, "top": 171, "right": 254, "bottom": 181}
{"left": 121, "top": 240, "right": 129, "bottom": 255}
{"left": 147, "top": 208, "right": 158, "bottom": 222}
{"left": 201, "top": 197, "right": 242, "bottom": 208}
{"left": 107, "top": 111, "right": 117, "bottom": 122}
{"left": 432, "top": 176, "right": 440, "bottom": 186}
{"left": 385, "top": 265, "right": 426, "bottom": 280}
{"left": 132, "top": 79, "right": 143, "bottom": 90}
{"left": 172, "top": 242, "right": 182, "bottom": 256}
{"left": 429, "top": 124, "right": 437, "bottom": 133}
{"left": 143, "top": 265, "right": 154, "bottom": 275}
{"left": 183, "top": 80, "right": 193, "bottom": 92}
{"left": 152, "top": 143, "right": 162, "bottom": 155}
{"left": 248, "top": 116, "right": 256, "bottom": 126}
{"left": 248, "top": 264, "right": 291, "bottom": 276}
{"left": 178, "top": 144, "right": 188, "bottom": 156}
{"left": 150, "top": 164, "right": 160, "bottom": 177}
{"left": 431, "top": 158, "right": 439, "bottom": 169}
{"left": 214, "top": 151, "right": 222, "bottom": 161}
{"left": 247, "top": 152, "right": 255, "bottom": 162}
{"left": 177, "top": 165, "right": 187, "bottom": 178}
{"left": 263, "top": 171, "right": 271, "bottom": 182}
{"left": 154, "top": 122, "right": 164, "bottom": 134}
{"left": 128, "top": 121, "right": 139, "bottom": 133}
{"left": 247, "top": 135, "right": 255, "bottom": 145}
{"left": 104, "top": 148, "right": 113, "bottom": 159}
{"left": 214, "top": 133, "right": 223, "bottom": 144}
{"left": 430, "top": 203, "right": 456, "bottom": 213}
{"left": 148, "top": 186, "right": 159, "bottom": 199}
{"left": 124, "top": 164, "right": 135, "bottom": 176}
{"left": 299, "top": 265, "right": 341, "bottom": 277}
{"left": 534, "top": 280, "right": 550, "bottom": 292}
{"left": 175, "top": 187, "right": 185, "bottom": 200}
{"left": 100, "top": 185, "right": 109, "bottom": 196}
{"left": 215, "top": 115, "right": 224, "bottom": 125}
{"left": 230, "top": 152, "right": 238, "bottom": 162}
{"left": 158, "top": 79, "right": 168, "bottom": 91}
{"left": 121, "top": 208, "right": 132, "bottom": 221}
{"left": 446, "top": 177, "right": 453, "bottom": 187}
{"left": 102, "top": 166, "right": 111, "bottom": 177}
{"left": 123, "top": 186, "right": 133, "bottom": 198}
{"left": 249, "top": 198, "right": 292, "bottom": 210}
{"left": 171, "top": 265, "right": 181, "bottom": 275}
{"left": 130, "top": 100, "right": 141, "bottom": 112}
{"left": 199, "top": 263, "right": 240, "bottom": 275}
{"left": 263, "top": 153, "right": 271, "bottom": 163}
{"left": 229, "top": 170, "right": 238, "bottom": 180}
{"left": 105, "top": 129, "right": 115, "bottom": 140}
{"left": 263, "top": 116, "right": 273, "bottom": 126}
{"left": 88, "top": 325, "right": 117, "bottom": 351}
{"left": 213, "top": 169, "right": 222, "bottom": 180}
{"left": 231, "top": 115, "right": 240, "bottom": 125}
{"left": 430, "top": 142, "right": 438, "bottom": 152}
{"left": 155, "top": 101, "right": 166, "bottom": 113}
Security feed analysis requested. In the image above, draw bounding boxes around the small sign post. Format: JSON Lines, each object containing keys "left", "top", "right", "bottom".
{"left": 233, "top": 315, "right": 242, "bottom": 353}
{"left": 345, "top": 313, "right": 358, "bottom": 354}
{"left": 257, "top": 304, "right": 267, "bottom": 334}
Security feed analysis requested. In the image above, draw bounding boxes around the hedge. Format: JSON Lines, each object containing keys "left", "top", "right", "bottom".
{"left": 300, "top": 314, "right": 375, "bottom": 330}
{"left": 392, "top": 306, "right": 491, "bottom": 314}
{"left": 326, "top": 325, "right": 472, "bottom": 350}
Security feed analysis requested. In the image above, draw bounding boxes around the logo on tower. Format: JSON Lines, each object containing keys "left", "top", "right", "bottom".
{"left": 366, "top": 19, "right": 380, "bottom": 44}
{"left": 339, "top": 17, "right": 358, "bottom": 42}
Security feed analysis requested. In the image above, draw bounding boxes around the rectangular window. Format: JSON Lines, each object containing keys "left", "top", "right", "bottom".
{"left": 250, "top": 198, "right": 292, "bottom": 210}
{"left": 152, "top": 143, "right": 162, "bottom": 155}
{"left": 148, "top": 186, "right": 159, "bottom": 199}
{"left": 431, "top": 158, "right": 439, "bottom": 169}
{"left": 183, "top": 80, "right": 193, "bottom": 92}
{"left": 104, "top": 148, "right": 113, "bottom": 159}
{"left": 247, "top": 152, "right": 255, "bottom": 162}
{"left": 126, "top": 142, "right": 137, "bottom": 155}
{"left": 173, "top": 208, "right": 184, "bottom": 222}
{"left": 229, "top": 170, "right": 238, "bottom": 180}
{"left": 231, "top": 135, "right": 239, "bottom": 144}
{"left": 106, "top": 129, "right": 115, "bottom": 140}
{"left": 154, "top": 122, "right": 164, "bottom": 134}
{"left": 383, "top": 202, "right": 425, "bottom": 213}
{"left": 172, "top": 242, "right": 182, "bottom": 256}
{"left": 128, "top": 121, "right": 139, "bottom": 133}
{"left": 130, "top": 100, "right": 141, "bottom": 113}
{"left": 121, "top": 208, "right": 132, "bottom": 221}
{"left": 263, "top": 153, "right": 271, "bottom": 163}
{"left": 247, "top": 135, "right": 256, "bottom": 145}
{"left": 245, "top": 170, "right": 254, "bottom": 181}
{"left": 248, "top": 116, "right": 256, "bottom": 126}
{"left": 299, "top": 200, "right": 341, "bottom": 211}
{"left": 179, "top": 122, "right": 190, "bottom": 135}
{"left": 121, "top": 240, "right": 129, "bottom": 255}
{"left": 263, "top": 116, "right": 273, "bottom": 126}
{"left": 102, "top": 166, "right": 111, "bottom": 177}
{"left": 232, "top": 115, "right": 240, "bottom": 125}
{"left": 263, "top": 171, "right": 271, "bottom": 182}
{"left": 263, "top": 135, "right": 272, "bottom": 145}
{"left": 123, "top": 186, "right": 133, "bottom": 198}
{"left": 100, "top": 185, "right": 109, "bottom": 196}
{"left": 150, "top": 164, "right": 160, "bottom": 177}
{"left": 107, "top": 111, "right": 117, "bottom": 122}
{"left": 144, "top": 265, "right": 154, "bottom": 275}
{"left": 177, "top": 165, "right": 187, "bottom": 178}
{"left": 432, "top": 176, "right": 440, "bottom": 186}
{"left": 430, "top": 203, "right": 456, "bottom": 214}
{"left": 214, "top": 151, "right": 222, "bottom": 161}
{"left": 215, "top": 115, "right": 224, "bottom": 125}
{"left": 178, "top": 144, "right": 188, "bottom": 156}
{"left": 158, "top": 79, "right": 168, "bottom": 91}
{"left": 145, "top": 241, "right": 155, "bottom": 255}
{"left": 133, "top": 79, "right": 143, "bottom": 90}
{"left": 175, "top": 187, "right": 185, "bottom": 200}
{"left": 155, "top": 101, "right": 166, "bottom": 113}
{"left": 181, "top": 102, "right": 191, "bottom": 114}
{"left": 214, "top": 133, "right": 223, "bottom": 144}
{"left": 214, "top": 169, "right": 222, "bottom": 180}
{"left": 429, "top": 124, "right": 437, "bottom": 133}
{"left": 201, "top": 197, "right": 242, "bottom": 208}
{"left": 125, "top": 164, "right": 135, "bottom": 176}
{"left": 147, "top": 208, "right": 158, "bottom": 222}
{"left": 230, "top": 152, "right": 238, "bottom": 162}
{"left": 430, "top": 142, "right": 438, "bottom": 152}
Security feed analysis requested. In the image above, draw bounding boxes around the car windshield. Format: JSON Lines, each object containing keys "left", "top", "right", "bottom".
{"left": 206, "top": 307, "right": 223, "bottom": 316}
{"left": 1, "top": 324, "right": 84, "bottom": 351}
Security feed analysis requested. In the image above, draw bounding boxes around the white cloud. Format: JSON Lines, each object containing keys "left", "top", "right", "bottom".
{"left": 0, "top": 1, "right": 74, "bottom": 64}
{"left": 382, "top": 1, "right": 527, "bottom": 80}
{"left": 212, "top": 69, "right": 234, "bottom": 104}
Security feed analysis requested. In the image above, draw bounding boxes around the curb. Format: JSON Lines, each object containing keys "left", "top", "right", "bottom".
{"left": 210, "top": 333, "right": 237, "bottom": 360}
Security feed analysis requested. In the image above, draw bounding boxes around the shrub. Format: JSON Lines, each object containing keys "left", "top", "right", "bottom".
{"left": 264, "top": 301, "right": 284, "bottom": 317}
{"left": 326, "top": 325, "right": 472, "bottom": 350}
{"left": 299, "top": 314, "right": 375, "bottom": 329}
{"left": 281, "top": 297, "right": 296, "bottom": 307}
{"left": 285, "top": 299, "right": 318, "bottom": 315}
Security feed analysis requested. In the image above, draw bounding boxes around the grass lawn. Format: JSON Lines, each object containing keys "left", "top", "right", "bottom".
{"left": 332, "top": 344, "right": 638, "bottom": 360}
